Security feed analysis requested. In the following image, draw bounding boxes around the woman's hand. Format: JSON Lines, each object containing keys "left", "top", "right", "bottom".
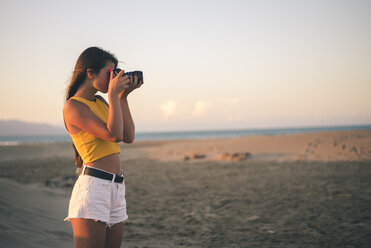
{"left": 108, "top": 69, "right": 130, "bottom": 97}
{"left": 120, "top": 74, "right": 143, "bottom": 98}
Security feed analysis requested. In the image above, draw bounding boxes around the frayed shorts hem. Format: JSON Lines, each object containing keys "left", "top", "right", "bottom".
{"left": 64, "top": 215, "right": 128, "bottom": 229}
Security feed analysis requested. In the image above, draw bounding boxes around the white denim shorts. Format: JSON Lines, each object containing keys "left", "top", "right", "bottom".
{"left": 64, "top": 165, "right": 128, "bottom": 229}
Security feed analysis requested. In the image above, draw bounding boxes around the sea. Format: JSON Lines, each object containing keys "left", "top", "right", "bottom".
{"left": 0, "top": 125, "right": 370, "bottom": 146}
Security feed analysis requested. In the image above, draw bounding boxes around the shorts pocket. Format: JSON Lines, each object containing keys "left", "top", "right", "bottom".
{"left": 71, "top": 176, "right": 94, "bottom": 209}
{"left": 89, "top": 177, "right": 112, "bottom": 193}
{"left": 117, "top": 181, "right": 126, "bottom": 203}
{"left": 86, "top": 177, "right": 112, "bottom": 210}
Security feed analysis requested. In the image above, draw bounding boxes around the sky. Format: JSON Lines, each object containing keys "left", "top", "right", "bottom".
{"left": 0, "top": 0, "right": 370, "bottom": 132}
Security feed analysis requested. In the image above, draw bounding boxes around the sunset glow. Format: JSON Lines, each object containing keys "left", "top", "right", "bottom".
{"left": 0, "top": 0, "right": 370, "bottom": 132}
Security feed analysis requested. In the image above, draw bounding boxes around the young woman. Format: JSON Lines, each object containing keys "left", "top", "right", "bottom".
{"left": 63, "top": 47, "right": 142, "bottom": 248}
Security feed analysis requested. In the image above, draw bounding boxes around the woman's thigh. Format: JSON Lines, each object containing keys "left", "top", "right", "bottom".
{"left": 71, "top": 218, "right": 107, "bottom": 248}
{"left": 105, "top": 222, "right": 124, "bottom": 248}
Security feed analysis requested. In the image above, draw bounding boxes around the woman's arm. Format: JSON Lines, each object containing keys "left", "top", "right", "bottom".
{"left": 64, "top": 70, "right": 129, "bottom": 143}
{"left": 107, "top": 92, "right": 124, "bottom": 142}
{"left": 120, "top": 73, "right": 143, "bottom": 143}
{"left": 120, "top": 96, "right": 135, "bottom": 143}
{"left": 119, "top": 74, "right": 143, "bottom": 143}
{"left": 63, "top": 94, "right": 123, "bottom": 143}
{"left": 106, "top": 69, "right": 130, "bottom": 142}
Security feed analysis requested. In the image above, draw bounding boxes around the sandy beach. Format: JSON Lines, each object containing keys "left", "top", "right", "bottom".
{"left": 0, "top": 129, "right": 370, "bottom": 247}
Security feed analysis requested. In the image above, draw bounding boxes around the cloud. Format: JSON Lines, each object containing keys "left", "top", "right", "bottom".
{"left": 160, "top": 100, "right": 177, "bottom": 118}
{"left": 193, "top": 101, "right": 213, "bottom": 116}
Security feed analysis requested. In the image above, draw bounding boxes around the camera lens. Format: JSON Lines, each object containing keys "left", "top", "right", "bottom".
{"left": 135, "top": 71, "right": 143, "bottom": 82}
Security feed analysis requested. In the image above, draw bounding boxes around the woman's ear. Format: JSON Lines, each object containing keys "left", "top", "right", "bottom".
{"left": 86, "top": 69, "right": 95, "bottom": 80}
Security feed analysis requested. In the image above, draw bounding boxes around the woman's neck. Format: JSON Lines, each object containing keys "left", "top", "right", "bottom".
{"left": 74, "top": 81, "right": 98, "bottom": 101}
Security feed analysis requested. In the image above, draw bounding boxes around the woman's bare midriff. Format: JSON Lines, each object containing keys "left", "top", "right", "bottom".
{"left": 84, "top": 153, "right": 122, "bottom": 175}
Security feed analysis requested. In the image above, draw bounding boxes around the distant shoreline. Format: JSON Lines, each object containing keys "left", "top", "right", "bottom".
{"left": 0, "top": 124, "right": 370, "bottom": 146}
{"left": 0, "top": 128, "right": 370, "bottom": 163}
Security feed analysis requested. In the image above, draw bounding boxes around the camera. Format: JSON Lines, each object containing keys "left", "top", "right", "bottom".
{"left": 112, "top": 69, "right": 143, "bottom": 84}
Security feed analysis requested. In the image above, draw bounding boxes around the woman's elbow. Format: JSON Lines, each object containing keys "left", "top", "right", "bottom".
{"left": 123, "top": 135, "right": 135, "bottom": 144}
{"left": 107, "top": 133, "right": 123, "bottom": 143}
{"left": 115, "top": 137, "right": 124, "bottom": 143}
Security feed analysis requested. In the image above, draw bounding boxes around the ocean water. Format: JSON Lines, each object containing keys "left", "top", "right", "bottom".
{"left": 0, "top": 125, "right": 370, "bottom": 146}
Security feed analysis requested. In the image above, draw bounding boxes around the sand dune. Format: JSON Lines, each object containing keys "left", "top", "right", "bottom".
{"left": 0, "top": 178, "right": 72, "bottom": 248}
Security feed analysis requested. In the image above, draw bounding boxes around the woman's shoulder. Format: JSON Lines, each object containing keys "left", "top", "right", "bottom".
{"left": 65, "top": 97, "right": 84, "bottom": 108}
{"left": 64, "top": 97, "right": 90, "bottom": 115}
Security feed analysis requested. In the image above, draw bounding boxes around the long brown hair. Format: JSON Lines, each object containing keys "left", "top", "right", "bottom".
{"left": 65, "top": 47, "right": 118, "bottom": 168}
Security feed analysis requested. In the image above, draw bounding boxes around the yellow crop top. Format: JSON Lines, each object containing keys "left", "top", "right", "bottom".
{"left": 67, "top": 95, "right": 121, "bottom": 164}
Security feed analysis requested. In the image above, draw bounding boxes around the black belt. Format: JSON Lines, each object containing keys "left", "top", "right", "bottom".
{"left": 83, "top": 166, "right": 124, "bottom": 183}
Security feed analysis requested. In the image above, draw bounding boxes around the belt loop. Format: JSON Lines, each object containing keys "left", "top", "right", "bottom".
{"left": 111, "top": 174, "right": 116, "bottom": 183}
{"left": 81, "top": 165, "right": 87, "bottom": 175}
